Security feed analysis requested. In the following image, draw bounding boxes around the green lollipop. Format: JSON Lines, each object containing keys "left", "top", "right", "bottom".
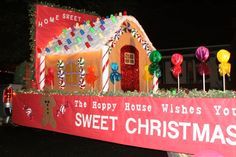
{"left": 149, "top": 50, "right": 162, "bottom": 63}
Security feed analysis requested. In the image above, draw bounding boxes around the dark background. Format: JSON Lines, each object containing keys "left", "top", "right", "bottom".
{"left": 1, "top": 0, "right": 236, "bottom": 69}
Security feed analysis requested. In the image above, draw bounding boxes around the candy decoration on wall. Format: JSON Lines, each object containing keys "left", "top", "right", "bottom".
{"left": 78, "top": 57, "right": 86, "bottom": 89}
{"left": 110, "top": 63, "right": 121, "bottom": 93}
{"left": 23, "top": 105, "right": 32, "bottom": 120}
{"left": 86, "top": 66, "right": 98, "bottom": 91}
{"left": 148, "top": 50, "right": 162, "bottom": 94}
{"left": 57, "top": 60, "right": 65, "bottom": 89}
{"left": 56, "top": 103, "right": 69, "bottom": 117}
{"left": 195, "top": 46, "right": 210, "bottom": 91}
{"left": 144, "top": 65, "right": 152, "bottom": 93}
{"left": 217, "top": 49, "right": 231, "bottom": 92}
{"left": 171, "top": 53, "right": 183, "bottom": 92}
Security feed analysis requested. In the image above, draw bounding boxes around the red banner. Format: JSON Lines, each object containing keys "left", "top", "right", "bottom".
{"left": 35, "top": 4, "right": 98, "bottom": 50}
{"left": 13, "top": 94, "right": 236, "bottom": 156}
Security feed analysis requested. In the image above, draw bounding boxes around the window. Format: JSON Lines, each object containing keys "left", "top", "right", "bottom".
{"left": 124, "top": 52, "right": 135, "bottom": 65}
{"left": 64, "top": 60, "right": 80, "bottom": 86}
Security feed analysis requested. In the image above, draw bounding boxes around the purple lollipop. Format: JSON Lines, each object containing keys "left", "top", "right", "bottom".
{"left": 195, "top": 46, "right": 209, "bottom": 62}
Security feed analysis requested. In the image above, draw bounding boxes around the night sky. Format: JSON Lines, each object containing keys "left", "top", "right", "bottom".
{"left": 1, "top": 0, "right": 236, "bottom": 68}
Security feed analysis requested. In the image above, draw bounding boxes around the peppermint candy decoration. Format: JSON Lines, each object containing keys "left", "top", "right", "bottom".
{"left": 111, "top": 41, "right": 116, "bottom": 48}
{"left": 106, "top": 39, "right": 113, "bottom": 47}
{"left": 142, "top": 41, "right": 149, "bottom": 50}
{"left": 79, "top": 78, "right": 86, "bottom": 89}
{"left": 137, "top": 34, "right": 142, "bottom": 42}
{"left": 78, "top": 57, "right": 85, "bottom": 67}
{"left": 79, "top": 68, "right": 86, "bottom": 78}
{"left": 23, "top": 105, "right": 32, "bottom": 119}
{"left": 59, "top": 80, "right": 65, "bottom": 88}
{"left": 57, "top": 69, "right": 65, "bottom": 78}
{"left": 117, "top": 29, "right": 123, "bottom": 36}
{"left": 113, "top": 32, "right": 120, "bottom": 41}
{"left": 57, "top": 60, "right": 64, "bottom": 69}
{"left": 56, "top": 104, "right": 69, "bottom": 117}
{"left": 131, "top": 29, "right": 138, "bottom": 38}
{"left": 147, "top": 50, "right": 152, "bottom": 56}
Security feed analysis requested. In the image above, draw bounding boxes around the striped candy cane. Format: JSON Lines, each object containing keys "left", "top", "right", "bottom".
{"left": 102, "top": 46, "right": 110, "bottom": 93}
{"left": 39, "top": 54, "right": 45, "bottom": 90}
{"left": 152, "top": 75, "right": 159, "bottom": 94}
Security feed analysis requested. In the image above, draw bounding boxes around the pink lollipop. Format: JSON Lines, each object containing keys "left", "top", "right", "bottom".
{"left": 195, "top": 46, "right": 209, "bottom": 62}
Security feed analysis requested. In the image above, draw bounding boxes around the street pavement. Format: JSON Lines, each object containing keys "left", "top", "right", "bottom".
{"left": 0, "top": 125, "right": 168, "bottom": 157}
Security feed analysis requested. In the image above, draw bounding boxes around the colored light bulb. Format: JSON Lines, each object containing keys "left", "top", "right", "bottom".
{"left": 76, "top": 37, "right": 82, "bottom": 43}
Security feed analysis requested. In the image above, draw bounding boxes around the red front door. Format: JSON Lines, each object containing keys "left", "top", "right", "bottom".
{"left": 120, "top": 45, "right": 139, "bottom": 92}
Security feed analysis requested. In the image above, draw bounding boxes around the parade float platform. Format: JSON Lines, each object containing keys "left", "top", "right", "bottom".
{"left": 12, "top": 90, "right": 236, "bottom": 157}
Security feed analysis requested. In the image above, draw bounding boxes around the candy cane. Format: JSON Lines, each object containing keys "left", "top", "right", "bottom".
{"left": 102, "top": 46, "right": 109, "bottom": 93}
{"left": 39, "top": 54, "right": 45, "bottom": 90}
{"left": 152, "top": 75, "right": 159, "bottom": 94}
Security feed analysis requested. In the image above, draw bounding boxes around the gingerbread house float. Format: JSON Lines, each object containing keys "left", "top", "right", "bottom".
{"left": 41, "top": 15, "right": 156, "bottom": 92}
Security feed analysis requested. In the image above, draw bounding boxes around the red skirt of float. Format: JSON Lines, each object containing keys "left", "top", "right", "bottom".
{"left": 12, "top": 93, "right": 236, "bottom": 156}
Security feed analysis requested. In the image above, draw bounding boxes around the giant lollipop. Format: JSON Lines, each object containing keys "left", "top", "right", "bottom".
{"left": 110, "top": 63, "right": 121, "bottom": 93}
{"left": 171, "top": 53, "right": 183, "bottom": 92}
{"left": 195, "top": 46, "right": 210, "bottom": 91}
{"left": 217, "top": 49, "right": 231, "bottom": 92}
{"left": 148, "top": 50, "right": 162, "bottom": 94}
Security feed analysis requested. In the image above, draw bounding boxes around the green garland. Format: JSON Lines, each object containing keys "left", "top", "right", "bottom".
{"left": 28, "top": 2, "right": 99, "bottom": 81}
{"left": 15, "top": 88, "right": 236, "bottom": 98}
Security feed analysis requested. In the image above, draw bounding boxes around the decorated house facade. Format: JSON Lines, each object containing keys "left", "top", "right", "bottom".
{"left": 41, "top": 15, "right": 156, "bottom": 92}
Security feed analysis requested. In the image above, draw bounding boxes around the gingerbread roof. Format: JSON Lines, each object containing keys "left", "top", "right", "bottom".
{"left": 43, "top": 15, "right": 156, "bottom": 55}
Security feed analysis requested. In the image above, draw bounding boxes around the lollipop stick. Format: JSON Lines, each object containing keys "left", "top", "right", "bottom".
{"left": 223, "top": 74, "right": 225, "bottom": 92}
{"left": 51, "top": 80, "right": 53, "bottom": 90}
{"left": 146, "top": 80, "right": 149, "bottom": 93}
{"left": 203, "top": 73, "right": 205, "bottom": 92}
{"left": 157, "top": 79, "right": 159, "bottom": 90}
{"left": 177, "top": 74, "right": 180, "bottom": 92}
{"left": 113, "top": 79, "right": 116, "bottom": 93}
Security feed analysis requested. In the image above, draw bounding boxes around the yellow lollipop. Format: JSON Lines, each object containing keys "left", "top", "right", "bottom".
{"left": 219, "top": 62, "right": 231, "bottom": 76}
{"left": 217, "top": 49, "right": 230, "bottom": 63}
{"left": 144, "top": 65, "right": 152, "bottom": 81}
